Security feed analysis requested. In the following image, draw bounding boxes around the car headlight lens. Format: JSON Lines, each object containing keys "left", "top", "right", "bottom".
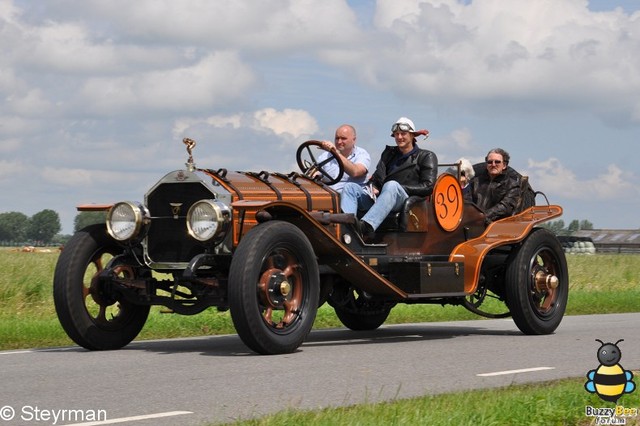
{"left": 187, "top": 199, "right": 231, "bottom": 243}
{"left": 106, "top": 201, "right": 147, "bottom": 242}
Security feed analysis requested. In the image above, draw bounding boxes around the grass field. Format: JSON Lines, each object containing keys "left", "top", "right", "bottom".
{"left": 231, "top": 377, "right": 640, "bottom": 426}
{"left": 1, "top": 250, "right": 638, "bottom": 350}
{"left": 1, "top": 249, "right": 638, "bottom": 425}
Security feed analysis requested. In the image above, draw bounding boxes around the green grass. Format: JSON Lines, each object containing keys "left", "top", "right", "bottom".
{"left": 0, "top": 250, "right": 639, "bottom": 350}
{"left": 227, "top": 376, "right": 640, "bottom": 425}
{"left": 2, "top": 250, "right": 639, "bottom": 426}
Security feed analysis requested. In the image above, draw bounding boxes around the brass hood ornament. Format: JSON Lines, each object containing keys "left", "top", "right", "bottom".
{"left": 183, "top": 137, "right": 196, "bottom": 171}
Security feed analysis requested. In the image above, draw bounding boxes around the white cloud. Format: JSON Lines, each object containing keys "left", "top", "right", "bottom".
{"left": 362, "top": 0, "right": 640, "bottom": 121}
{"left": 252, "top": 108, "right": 319, "bottom": 141}
{"left": 172, "top": 108, "right": 319, "bottom": 147}
{"left": 0, "top": 137, "right": 21, "bottom": 154}
{"left": 172, "top": 114, "right": 242, "bottom": 139}
{"left": 59, "top": 0, "right": 361, "bottom": 50}
{"left": 77, "top": 52, "right": 256, "bottom": 115}
{"left": 526, "top": 157, "right": 638, "bottom": 200}
{"left": 0, "top": 159, "right": 23, "bottom": 182}
{"left": 0, "top": 0, "right": 638, "bottom": 233}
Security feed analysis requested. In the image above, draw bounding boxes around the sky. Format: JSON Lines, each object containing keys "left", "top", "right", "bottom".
{"left": 1, "top": 0, "right": 639, "bottom": 235}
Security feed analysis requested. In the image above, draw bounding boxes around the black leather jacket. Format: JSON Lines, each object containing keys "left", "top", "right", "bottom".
{"left": 470, "top": 166, "right": 521, "bottom": 222}
{"left": 369, "top": 145, "right": 438, "bottom": 197}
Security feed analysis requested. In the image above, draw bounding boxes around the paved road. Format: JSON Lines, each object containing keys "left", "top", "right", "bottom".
{"left": 1, "top": 313, "right": 639, "bottom": 425}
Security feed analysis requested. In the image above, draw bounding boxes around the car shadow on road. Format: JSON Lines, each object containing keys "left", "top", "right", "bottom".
{"left": 303, "top": 322, "right": 521, "bottom": 349}
{"left": 56, "top": 321, "right": 520, "bottom": 357}
{"left": 37, "top": 321, "right": 521, "bottom": 357}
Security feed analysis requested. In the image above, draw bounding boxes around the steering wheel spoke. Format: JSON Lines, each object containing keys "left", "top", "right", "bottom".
{"left": 296, "top": 140, "right": 344, "bottom": 185}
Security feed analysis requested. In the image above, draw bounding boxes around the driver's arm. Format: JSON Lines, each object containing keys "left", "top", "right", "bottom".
{"left": 320, "top": 141, "right": 369, "bottom": 179}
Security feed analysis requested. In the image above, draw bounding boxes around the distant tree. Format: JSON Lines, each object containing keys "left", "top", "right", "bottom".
{"left": 541, "top": 218, "right": 595, "bottom": 235}
{"left": 541, "top": 219, "right": 566, "bottom": 235}
{"left": 568, "top": 220, "right": 580, "bottom": 232}
{"left": 26, "top": 209, "right": 61, "bottom": 244}
{"left": 579, "top": 220, "right": 594, "bottom": 230}
{"left": 0, "top": 211, "right": 29, "bottom": 241}
{"left": 74, "top": 211, "right": 107, "bottom": 232}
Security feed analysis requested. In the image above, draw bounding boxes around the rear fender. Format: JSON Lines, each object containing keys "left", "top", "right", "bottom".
{"left": 449, "top": 205, "right": 563, "bottom": 294}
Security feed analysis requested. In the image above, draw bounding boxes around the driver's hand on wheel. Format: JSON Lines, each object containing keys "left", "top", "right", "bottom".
{"left": 320, "top": 141, "right": 337, "bottom": 154}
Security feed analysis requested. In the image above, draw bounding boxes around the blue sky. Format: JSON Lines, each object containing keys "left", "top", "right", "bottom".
{"left": 1, "top": 0, "right": 639, "bottom": 234}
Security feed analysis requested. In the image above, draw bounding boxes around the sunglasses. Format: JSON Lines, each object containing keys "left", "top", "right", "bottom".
{"left": 391, "top": 123, "right": 414, "bottom": 133}
{"left": 486, "top": 160, "right": 503, "bottom": 165}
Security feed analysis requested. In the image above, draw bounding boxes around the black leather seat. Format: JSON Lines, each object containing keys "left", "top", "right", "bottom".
{"left": 377, "top": 196, "right": 427, "bottom": 232}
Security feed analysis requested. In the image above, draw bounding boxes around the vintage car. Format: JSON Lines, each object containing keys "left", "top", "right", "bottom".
{"left": 53, "top": 138, "right": 568, "bottom": 355}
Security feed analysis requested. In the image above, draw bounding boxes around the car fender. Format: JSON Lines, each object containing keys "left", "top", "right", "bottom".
{"left": 449, "top": 205, "right": 563, "bottom": 294}
{"left": 231, "top": 199, "right": 408, "bottom": 299}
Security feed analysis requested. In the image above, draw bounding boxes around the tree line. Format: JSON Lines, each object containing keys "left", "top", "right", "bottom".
{"left": 0, "top": 210, "right": 106, "bottom": 246}
{"left": 539, "top": 219, "right": 594, "bottom": 236}
{"left": 2, "top": 208, "right": 593, "bottom": 246}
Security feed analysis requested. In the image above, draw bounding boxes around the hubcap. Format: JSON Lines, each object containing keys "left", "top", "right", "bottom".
{"left": 256, "top": 250, "right": 304, "bottom": 329}
{"left": 534, "top": 270, "right": 559, "bottom": 293}
{"left": 259, "top": 269, "right": 292, "bottom": 307}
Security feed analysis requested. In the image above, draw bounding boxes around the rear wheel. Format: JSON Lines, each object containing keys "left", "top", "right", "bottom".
{"left": 505, "top": 229, "right": 568, "bottom": 335}
{"left": 228, "top": 221, "right": 319, "bottom": 354}
{"left": 330, "top": 286, "right": 392, "bottom": 331}
{"left": 53, "top": 224, "right": 150, "bottom": 350}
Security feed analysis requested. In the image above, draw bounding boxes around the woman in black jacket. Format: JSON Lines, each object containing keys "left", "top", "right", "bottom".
{"left": 341, "top": 117, "right": 438, "bottom": 234}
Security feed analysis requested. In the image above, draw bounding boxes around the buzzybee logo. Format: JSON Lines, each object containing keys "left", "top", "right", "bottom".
{"left": 585, "top": 339, "right": 635, "bottom": 403}
{"left": 583, "top": 339, "right": 638, "bottom": 425}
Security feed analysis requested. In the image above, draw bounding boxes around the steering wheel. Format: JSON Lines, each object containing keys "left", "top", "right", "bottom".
{"left": 296, "top": 140, "right": 344, "bottom": 186}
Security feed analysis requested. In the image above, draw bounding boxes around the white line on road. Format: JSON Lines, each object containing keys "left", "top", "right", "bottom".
{"left": 65, "top": 411, "right": 193, "bottom": 425}
{"left": 0, "top": 350, "right": 33, "bottom": 355}
{"left": 477, "top": 366, "right": 555, "bottom": 377}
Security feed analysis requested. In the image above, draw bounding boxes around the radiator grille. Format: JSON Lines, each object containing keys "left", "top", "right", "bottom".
{"left": 145, "top": 182, "right": 213, "bottom": 264}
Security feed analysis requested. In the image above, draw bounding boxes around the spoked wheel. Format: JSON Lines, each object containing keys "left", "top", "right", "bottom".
{"left": 329, "top": 285, "right": 392, "bottom": 331}
{"left": 228, "top": 221, "right": 319, "bottom": 354}
{"left": 505, "top": 228, "right": 569, "bottom": 335}
{"left": 296, "top": 140, "right": 344, "bottom": 185}
{"left": 53, "top": 224, "right": 150, "bottom": 350}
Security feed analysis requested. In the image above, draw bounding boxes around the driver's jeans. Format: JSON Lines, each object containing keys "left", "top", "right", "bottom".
{"left": 341, "top": 181, "right": 408, "bottom": 231}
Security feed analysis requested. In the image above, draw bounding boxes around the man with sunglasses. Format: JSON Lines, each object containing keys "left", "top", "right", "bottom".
{"left": 341, "top": 117, "right": 437, "bottom": 238}
{"left": 470, "top": 148, "right": 522, "bottom": 223}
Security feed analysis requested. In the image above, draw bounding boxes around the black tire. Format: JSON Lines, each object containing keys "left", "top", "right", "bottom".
{"left": 505, "top": 228, "right": 568, "bottom": 335}
{"left": 335, "top": 307, "right": 390, "bottom": 331}
{"left": 228, "top": 221, "right": 319, "bottom": 354}
{"left": 53, "top": 224, "right": 150, "bottom": 350}
{"left": 330, "top": 286, "right": 391, "bottom": 331}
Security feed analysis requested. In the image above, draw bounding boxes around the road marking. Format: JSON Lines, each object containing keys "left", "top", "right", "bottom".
{"left": 477, "top": 366, "right": 555, "bottom": 377}
{"left": 0, "top": 350, "right": 33, "bottom": 355}
{"left": 65, "top": 411, "right": 193, "bottom": 425}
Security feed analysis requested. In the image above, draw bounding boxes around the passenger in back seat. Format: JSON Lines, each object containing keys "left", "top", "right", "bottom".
{"left": 470, "top": 148, "right": 522, "bottom": 224}
{"left": 340, "top": 117, "right": 438, "bottom": 236}
{"left": 446, "top": 158, "right": 475, "bottom": 201}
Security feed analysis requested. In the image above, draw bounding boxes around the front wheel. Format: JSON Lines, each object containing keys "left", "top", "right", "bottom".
{"left": 505, "top": 228, "right": 568, "bottom": 335}
{"left": 53, "top": 224, "right": 150, "bottom": 350}
{"left": 228, "top": 221, "right": 319, "bottom": 354}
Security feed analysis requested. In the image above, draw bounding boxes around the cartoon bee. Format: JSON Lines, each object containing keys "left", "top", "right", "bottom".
{"left": 585, "top": 339, "right": 636, "bottom": 403}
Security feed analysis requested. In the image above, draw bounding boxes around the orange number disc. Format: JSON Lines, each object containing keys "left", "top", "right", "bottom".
{"left": 434, "top": 174, "right": 463, "bottom": 232}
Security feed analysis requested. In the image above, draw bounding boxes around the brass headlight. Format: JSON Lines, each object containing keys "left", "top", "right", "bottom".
{"left": 106, "top": 201, "right": 148, "bottom": 242}
{"left": 187, "top": 199, "right": 231, "bottom": 243}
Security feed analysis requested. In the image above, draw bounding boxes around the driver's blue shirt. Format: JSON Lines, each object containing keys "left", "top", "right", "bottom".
{"left": 317, "top": 146, "right": 371, "bottom": 192}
